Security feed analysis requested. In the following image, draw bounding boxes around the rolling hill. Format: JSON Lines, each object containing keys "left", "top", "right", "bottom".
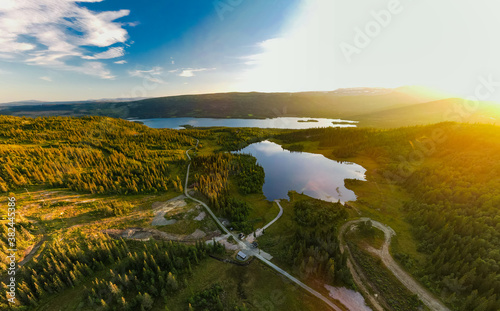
{"left": 352, "top": 98, "right": 500, "bottom": 127}
{"left": 2, "top": 87, "right": 499, "bottom": 128}
{"left": 0, "top": 87, "right": 439, "bottom": 119}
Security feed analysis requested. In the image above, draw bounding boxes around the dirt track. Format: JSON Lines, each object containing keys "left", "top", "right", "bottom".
{"left": 339, "top": 218, "right": 450, "bottom": 311}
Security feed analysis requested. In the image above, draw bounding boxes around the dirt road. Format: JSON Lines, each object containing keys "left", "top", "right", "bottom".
{"left": 340, "top": 218, "right": 450, "bottom": 311}
{"left": 246, "top": 199, "right": 283, "bottom": 243}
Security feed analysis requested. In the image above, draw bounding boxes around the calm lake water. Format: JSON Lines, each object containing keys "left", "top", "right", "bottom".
{"left": 133, "top": 117, "right": 357, "bottom": 129}
{"left": 234, "top": 141, "right": 366, "bottom": 203}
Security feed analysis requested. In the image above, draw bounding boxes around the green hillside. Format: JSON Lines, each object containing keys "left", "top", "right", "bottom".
{"left": 0, "top": 88, "right": 441, "bottom": 121}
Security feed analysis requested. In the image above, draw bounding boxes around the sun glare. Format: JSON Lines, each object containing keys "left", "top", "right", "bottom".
{"left": 236, "top": 0, "right": 337, "bottom": 92}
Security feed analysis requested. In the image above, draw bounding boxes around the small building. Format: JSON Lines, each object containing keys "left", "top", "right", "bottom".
{"left": 237, "top": 251, "right": 247, "bottom": 261}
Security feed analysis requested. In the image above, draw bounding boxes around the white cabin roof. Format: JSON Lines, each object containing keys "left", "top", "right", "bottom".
{"left": 237, "top": 251, "right": 247, "bottom": 259}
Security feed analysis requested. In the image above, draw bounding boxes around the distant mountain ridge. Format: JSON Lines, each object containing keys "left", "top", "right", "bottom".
{"left": 1, "top": 87, "right": 498, "bottom": 127}
{"left": 0, "top": 97, "right": 147, "bottom": 106}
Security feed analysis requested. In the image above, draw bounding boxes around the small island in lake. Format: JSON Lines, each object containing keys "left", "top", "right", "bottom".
{"left": 297, "top": 119, "right": 319, "bottom": 123}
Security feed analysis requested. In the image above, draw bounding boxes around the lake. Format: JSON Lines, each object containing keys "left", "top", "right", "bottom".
{"left": 234, "top": 141, "right": 366, "bottom": 203}
{"left": 133, "top": 117, "right": 357, "bottom": 129}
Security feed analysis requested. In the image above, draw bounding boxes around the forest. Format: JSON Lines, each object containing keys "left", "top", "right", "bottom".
{"left": 0, "top": 116, "right": 195, "bottom": 194}
{"left": 277, "top": 122, "right": 500, "bottom": 311}
{"left": 0, "top": 230, "right": 225, "bottom": 310}
{"left": 2, "top": 115, "right": 500, "bottom": 310}
{"left": 190, "top": 153, "right": 265, "bottom": 233}
{"left": 183, "top": 127, "right": 279, "bottom": 152}
{"left": 260, "top": 195, "right": 353, "bottom": 287}
{"left": 187, "top": 283, "right": 249, "bottom": 311}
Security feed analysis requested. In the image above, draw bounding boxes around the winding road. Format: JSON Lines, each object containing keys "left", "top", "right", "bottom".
{"left": 245, "top": 199, "right": 283, "bottom": 244}
{"left": 184, "top": 141, "right": 343, "bottom": 311}
{"left": 339, "top": 218, "right": 450, "bottom": 311}
{"left": 263, "top": 200, "right": 284, "bottom": 231}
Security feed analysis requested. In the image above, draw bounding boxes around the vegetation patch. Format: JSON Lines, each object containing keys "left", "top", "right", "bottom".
{"left": 348, "top": 241, "right": 423, "bottom": 311}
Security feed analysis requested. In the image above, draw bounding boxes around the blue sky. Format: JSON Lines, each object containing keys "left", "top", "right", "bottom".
{"left": 1, "top": 0, "right": 500, "bottom": 103}
{"left": 0, "top": 0, "right": 301, "bottom": 102}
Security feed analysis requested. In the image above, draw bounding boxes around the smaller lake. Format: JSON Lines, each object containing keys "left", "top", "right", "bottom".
{"left": 133, "top": 117, "right": 357, "bottom": 129}
{"left": 234, "top": 141, "right": 366, "bottom": 203}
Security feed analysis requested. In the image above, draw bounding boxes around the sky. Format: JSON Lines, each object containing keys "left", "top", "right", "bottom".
{"left": 1, "top": 0, "right": 500, "bottom": 103}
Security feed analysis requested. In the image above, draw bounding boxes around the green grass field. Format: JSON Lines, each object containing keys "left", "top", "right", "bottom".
{"left": 164, "top": 258, "right": 330, "bottom": 311}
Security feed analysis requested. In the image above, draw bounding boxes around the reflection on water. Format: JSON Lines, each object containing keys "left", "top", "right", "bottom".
{"left": 133, "top": 117, "right": 357, "bottom": 129}
{"left": 324, "top": 285, "right": 372, "bottom": 311}
{"left": 234, "top": 141, "right": 366, "bottom": 203}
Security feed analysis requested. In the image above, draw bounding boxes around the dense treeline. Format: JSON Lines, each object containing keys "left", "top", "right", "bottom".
{"left": 0, "top": 116, "right": 195, "bottom": 194}
{"left": 84, "top": 240, "right": 224, "bottom": 310}
{"left": 0, "top": 218, "right": 36, "bottom": 274}
{"left": 187, "top": 283, "right": 249, "bottom": 311}
{"left": 283, "top": 197, "right": 352, "bottom": 285}
{"left": 218, "top": 197, "right": 252, "bottom": 232}
{"left": 188, "top": 284, "right": 225, "bottom": 311}
{"left": 183, "top": 127, "right": 280, "bottom": 152}
{"left": 0, "top": 232, "right": 130, "bottom": 308}
{"left": 231, "top": 155, "right": 265, "bottom": 195}
{"left": 191, "top": 153, "right": 264, "bottom": 232}
{"left": 215, "top": 128, "right": 273, "bottom": 151}
{"left": 401, "top": 126, "right": 500, "bottom": 311}
{"left": 278, "top": 123, "right": 500, "bottom": 310}
{"left": 0, "top": 231, "right": 224, "bottom": 310}
{"left": 192, "top": 153, "right": 232, "bottom": 205}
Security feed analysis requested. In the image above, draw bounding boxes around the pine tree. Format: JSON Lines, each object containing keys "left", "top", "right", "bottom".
{"left": 142, "top": 293, "right": 153, "bottom": 311}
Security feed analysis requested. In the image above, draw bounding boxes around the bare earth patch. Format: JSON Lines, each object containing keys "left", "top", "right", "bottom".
{"left": 151, "top": 195, "right": 187, "bottom": 226}
{"left": 193, "top": 210, "right": 206, "bottom": 221}
{"left": 187, "top": 229, "right": 207, "bottom": 239}
{"left": 104, "top": 227, "right": 208, "bottom": 242}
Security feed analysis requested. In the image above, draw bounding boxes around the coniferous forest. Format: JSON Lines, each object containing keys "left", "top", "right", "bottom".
{"left": 286, "top": 198, "right": 352, "bottom": 285}
{"left": 0, "top": 116, "right": 195, "bottom": 194}
{"left": 1, "top": 115, "right": 500, "bottom": 311}
{"left": 0, "top": 230, "right": 225, "bottom": 310}
{"left": 191, "top": 153, "right": 265, "bottom": 233}
{"left": 277, "top": 123, "right": 500, "bottom": 310}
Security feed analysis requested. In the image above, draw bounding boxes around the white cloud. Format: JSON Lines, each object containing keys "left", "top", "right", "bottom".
{"left": 75, "top": 62, "right": 115, "bottom": 80}
{"left": 128, "top": 66, "right": 164, "bottom": 84}
{"left": 78, "top": 10, "right": 130, "bottom": 47}
{"left": 114, "top": 60, "right": 127, "bottom": 64}
{"left": 178, "top": 68, "right": 214, "bottom": 78}
{"left": 129, "top": 67, "right": 162, "bottom": 77}
{"left": 0, "top": 0, "right": 131, "bottom": 79}
{"left": 40, "top": 76, "right": 52, "bottom": 82}
{"left": 83, "top": 47, "right": 125, "bottom": 60}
